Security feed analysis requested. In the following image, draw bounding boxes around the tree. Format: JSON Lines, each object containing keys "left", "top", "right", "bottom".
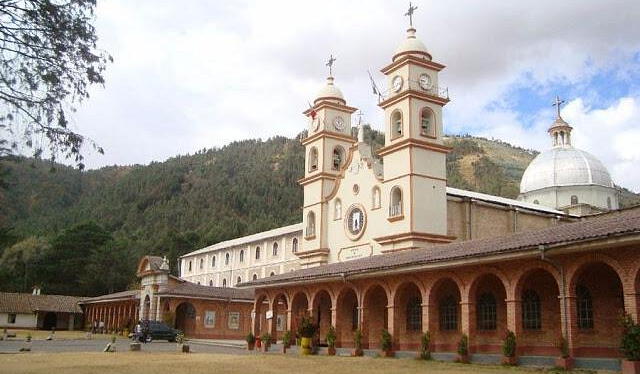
{"left": 0, "top": 0, "right": 112, "bottom": 168}
{"left": 0, "top": 236, "right": 48, "bottom": 292}
{"left": 80, "top": 238, "right": 134, "bottom": 296}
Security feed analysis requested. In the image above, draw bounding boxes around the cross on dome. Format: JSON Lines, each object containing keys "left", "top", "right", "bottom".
{"left": 405, "top": 2, "right": 418, "bottom": 27}
{"left": 552, "top": 95, "right": 566, "bottom": 119}
{"left": 326, "top": 54, "right": 336, "bottom": 77}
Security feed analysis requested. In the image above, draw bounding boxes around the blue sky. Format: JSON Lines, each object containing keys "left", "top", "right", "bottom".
{"left": 31, "top": 0, "right": 640, "bottom": 191}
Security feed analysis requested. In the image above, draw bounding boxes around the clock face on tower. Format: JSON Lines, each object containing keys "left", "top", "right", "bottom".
{"left": 419, "top": 73, "right": 432, "bottom": 90}
{"left": 333, "top": 116, "right": 345, "bottom": 131}
{"left": 392, "top": 75, "right": 404, "bottom": 92}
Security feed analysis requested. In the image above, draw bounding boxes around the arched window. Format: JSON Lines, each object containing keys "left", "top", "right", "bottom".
{"left": 390, "top": 186, "right": 403, "bottom": 217}
{"left": 270, "top": 272, "right": 276, "bottom": 277}
{"left": 212, "top": 255, "right": 216, "bottom": 268}
{"left": 209, "top": 280, "right": 213, "bottom": 286}
{"left": 477, "top": 292, "right": 497, "bottom": 330}
{"left": 272, "top": 242, "right": 278, "bottom": 256}
{"left": 560, "top": 131, "right": 565, "bottom": 145}
{"left": 420, "top": 107, "right": 435, "bottom": 137}
{"left": 334, "top": 199, "right": 342, "bottom": 220}
{"left": 391, "top": 110, "right": 403, "bottom": 139}
{"left": 255, "top": 246, "right": 261, "bottom": 260}
{"left": 252, "top": 274, "right": 258, "bottom": 281}
{"left": 188, "top": 261, "right": 192, "bottom": 272}
{"left": 236, "top": 276, "right": 242, "bottom": 285}
{"left": 239, "top": 250, "right": 244, "bottom": 263}
{"left": 332, "top": 146, "right": 344, "bottom": 170}
{"left": 199, "top": 258, "right": 203, "bottom": 269}
{"left": 406, "top": 297, "right": 422, "bottom": 331}
{"left": 306, "top": 211, "right": 316, "bottom": 237}
{"left": 372, "top": 186, "right": 381, "bottom": 209}
{"left": 308, "top": 147, "right": 318, "bottom": 172}
{"left": 225, "top": 253, "right": 230, "bottom": 265}
{"left": 439, "top": 295, "right": 458, "bottom": 331}
{"left": 222, "top": 278, "right": 227, "bottom": 288}
{"left": 522, "top": 289, "right": 541, "bottom": 330}
{"left": 571, "top": 195, "right": 578, "bottom": 205}
{"left": 292, "top": 238, "right": 298, "bottom": 253}
{"left": 607, "top": 197, "right": 612, "bottom": 209}
{"left": 576, "top": 285, "right": 593, "bottom": 329}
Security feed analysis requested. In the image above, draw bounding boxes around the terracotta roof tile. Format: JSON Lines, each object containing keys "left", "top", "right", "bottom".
{"left": 241, "top": 207, "right": 640, "bottom": 288}
{"left": 158, "top": 282, "right": 254, "bottom": 301}
{"left": 0, "top": 292, "right": 84, "bottom": 314}
{"left": 79, "top": 290, "right": 139, "bottom": 304}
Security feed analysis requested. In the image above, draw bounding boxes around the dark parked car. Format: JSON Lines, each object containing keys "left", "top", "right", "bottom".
{"left": 130, "top": 321, "right": 180, "bottom": 342}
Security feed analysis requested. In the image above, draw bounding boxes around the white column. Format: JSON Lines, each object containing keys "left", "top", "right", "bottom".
{"left": 155, "top": 296, "right": 162, "bottom": 321}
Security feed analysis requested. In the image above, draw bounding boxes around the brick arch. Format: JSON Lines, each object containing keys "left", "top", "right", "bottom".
{"left": 464, "top": 266, "right": 510, "bottom": 301}
{"left": 253, "top": 293, "right": 271, "bottom": 335}
{"left": 335, "top": 284, "right": 360, "bottom": 348}
{"left": 270, "top": 291, "right": 290, "bottom": 311}
{"left": 392, "top": 279, "right": 425, "bottom": 350}
{"left": 361, "top": 280, "right": 393, "bottom": 305}
{"left": 309, "top": 287, "right": 335, "bottom": 309}
{"left": 391, "top": 276, "right": 427, "bottom": 304}
{"left": 288, "top": 288, "right": 312, "bottom": 308}
{"left": 511, "top": 261, "right": 562, "bottom": 299}
{"left": 425, "top": 271, "right": 465, "bottom": 303}
{"left": 566, "top": 253, "right": 628, "bottom": 295}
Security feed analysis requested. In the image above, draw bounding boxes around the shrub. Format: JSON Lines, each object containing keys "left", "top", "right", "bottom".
{"left": 111, "top": 334, "right": 117, "bottom": 344}
{"left": 354, "top": 329, "right": 363, "bottom": 350}
{"left": 326, "top": 326, "right": 337, "bottom": 348}
{"left": 557, "top": 336, "right": 569, "bottom": 358}
{"left": 502, "top": 330, "right": 516, "bottom": 357}
{"left": 261, "top": 332, "right": 272, "bottom": 345}
{"left": 282, "top": 330, "right": 291, "bottom": 346}
{"left": 457, "top": 334, "right": 468, "bottom": 356}
{"left": 298, "top": 316, "right": 317, "bottom": 338}
{"left": 246, "top": 332, "right": 255, "bottom": 344}
{"left": 621, "top": 314, "right": 640, "bottom": 361}
{"left": 420, "top": 331, "right": 431, "bottom": 360}
{"left": 175, "top": 331, "right": 185, "bottom": 344}
{"left": 381, "top": 329, "right": 393, "bottom": 352}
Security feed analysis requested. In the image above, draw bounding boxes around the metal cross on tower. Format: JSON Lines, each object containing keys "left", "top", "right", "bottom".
{"left": 405, "top": 2, "right": 418, "bottom": 27}
{"left": 326, "top": 54, "right": 336, "bottom": 77}
{"left": 552, "top": 95, "right": 566, "bottom": 118}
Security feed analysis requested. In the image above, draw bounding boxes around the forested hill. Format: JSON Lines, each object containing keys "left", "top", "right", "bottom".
{"left": 0, "top": 129, "right": 638, "bottom": 296}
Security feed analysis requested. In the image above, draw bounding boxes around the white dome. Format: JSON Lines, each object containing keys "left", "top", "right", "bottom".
{"left": 314, "top": 76, "right": 344, "bottom": 103}
{"left": 393, "top": 28, "right": 431, "bottom": 61}
{"left": 520, "top": 146, "right": 614, "bottom": 194}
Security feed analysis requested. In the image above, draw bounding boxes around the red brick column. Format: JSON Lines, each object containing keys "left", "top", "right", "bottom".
{"left": 562, "top": 295, "right": 577, "bottom": 355}
{"left": 625, "top": 292, "right": 640, "bottom": 322}
{"left": 460, "top": 300, "right": 475, "bottom": 353}
{"left": 421, "top": 302, "right": 431, "bottom": 334}
{"left": 330, "top": 307, "right": 337, "bottom": 329}
{"left": 505, "top": 299, "right": 522, "bottom": 335}
{"left": 386, "top": 304, "right": 396, "bottom": 349}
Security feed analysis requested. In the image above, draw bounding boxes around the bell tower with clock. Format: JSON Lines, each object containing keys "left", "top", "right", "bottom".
{"left": 298, "top": 60, "right": 358, "bottom": 268}
{"left": 374, "top": 10, "right": 455, "bottom": 253}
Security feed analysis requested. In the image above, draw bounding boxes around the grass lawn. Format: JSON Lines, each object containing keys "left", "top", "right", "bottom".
{"left": 3, "top": 329, "right": 122, "bottom": 341}
{"left": 0, "top": 352, "right": 593, "bottom": 374}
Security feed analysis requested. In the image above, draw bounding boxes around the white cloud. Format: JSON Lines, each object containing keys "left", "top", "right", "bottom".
{"left": 67, "top": 0, "right": 640, "bottom": 191}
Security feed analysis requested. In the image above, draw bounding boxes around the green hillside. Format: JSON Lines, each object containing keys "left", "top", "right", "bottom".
{"left": 0, "top": 129, "right": 636, "bottom": 295}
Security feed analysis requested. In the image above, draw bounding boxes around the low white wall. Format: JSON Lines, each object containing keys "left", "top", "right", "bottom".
{"left": 0, "top": 312, "right": 37, "bottom": 329}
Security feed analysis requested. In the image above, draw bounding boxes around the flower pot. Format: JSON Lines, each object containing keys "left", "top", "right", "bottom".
{"left": 300, "top": 337, "right": 312, "bottom": 355}
{"left": 622, "top": 360, "right": 640, "bottom": 374}
{"left": 247, "top": 342, "right": 255, "bottom": 351}
{"left": 501, "top": 356, "right": 517, "bottom": 366}
{"left": 256, "top": 337, "right": 262, "bottom": 348}
{"left": 327, "top": 346, "right": 336, "bottom": 356}
{"left": 381, "top": 350, "right": 395, "bottom": 358}
{"left": 419, "top": 351, "right": 431, "bottom": 360}
{"left": 555, "top": 357, "right": 574, "bottom": 370}
{"left": 352, "top": 348, "right": 363, "bottom": 357}
{"left": 178, "top": 343, "right": 190, "bottom": 353}
{"left": 262, "top": 344, "right": 270, "bottom": 353}
{"left": 456, "top": 353, "right": 470, "bottom": 364}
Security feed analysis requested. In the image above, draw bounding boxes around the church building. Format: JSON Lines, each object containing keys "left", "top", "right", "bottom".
{"left": 80, "top": 10, "right": 639, "bottom": 370}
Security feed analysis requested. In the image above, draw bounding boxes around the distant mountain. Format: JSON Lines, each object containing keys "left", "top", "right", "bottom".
{"left": 1, "top": 129, "right": 637, "bottom": 270}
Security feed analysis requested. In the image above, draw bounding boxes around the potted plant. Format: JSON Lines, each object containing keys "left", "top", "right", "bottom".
{"left": 298, "top": 316, "right": 316, "bottom": 355}
{"left": 554, "top": 336, "right": 573, "bottom": 370}
{"left": 326, "top": 326, "right": 337, "bottom": 356}
{"left": 381, "top": 329, "right": 394, "bottom": 357}
{"left": 352, "top": 329, "right": 364, "bottom": 356}
{"left": 282, "top": 330, "right": 291, "bottom": 353}
{"left": 19, "top": 333, "right": 32, "bottom": 352}
{"left": 176, "top": 331, "right": 189, "bottom": 353}
{"left": 621, "top": 315, "right": 640, "bottom": 374}
{"left": 246, "top": 332, "right": 256, "bottom": 351}
{"left": 419, "top": 331, "right": 431, "bottom": 360}
{"left": 501, "top": 330, "right": 517, "bottom": 365}
{"left": 456, "top": 334, "right": 469, "bottom": 363}
{"left": 261, "top": 332, "right": 272, "bottom": 352}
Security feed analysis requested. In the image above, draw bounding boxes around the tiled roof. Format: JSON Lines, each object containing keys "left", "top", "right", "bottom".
{"left": 158, "top": 282, "right": 254, "bottom": 301}
{"left": 79, "top": 290, "right": 139, "bottom": 304}
{"left": 0, "top": 292, "right": 84, "bottom": 314}
{"left": 240, "top": 207, "right": 640, "bottom": 288}
{"left": 146, "top": 256, "right": 164, "bottom": 271}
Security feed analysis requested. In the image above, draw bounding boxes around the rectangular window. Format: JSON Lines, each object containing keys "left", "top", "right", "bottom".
{"left": 228, "top": 312, "right": 240, "bottom": 330}
{"left": 7, "top": 313, "right": 16, "bottom": 324}
{"left": 204, "top": 311, "right": 216, "bottom": 328}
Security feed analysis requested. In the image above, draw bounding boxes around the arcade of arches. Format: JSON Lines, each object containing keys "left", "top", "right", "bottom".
{"left": 253, "top": 248, "right": 640, "bottom": 358}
